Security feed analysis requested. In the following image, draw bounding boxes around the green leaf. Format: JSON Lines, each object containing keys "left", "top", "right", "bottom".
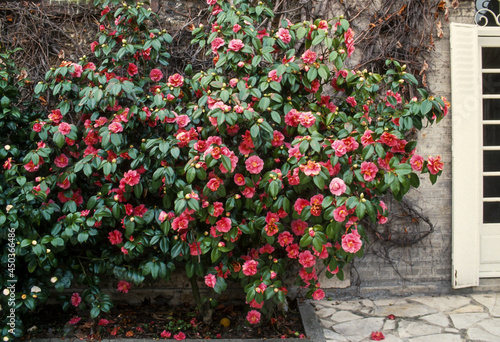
{"left": 54, "top": 132, "right": 65, "bottom": 148}
{"left": 90, "top": 307, "right": 101, "bottom": 319}
{"left": 221, "top": 154, "right": 232, "bottom": 172}
{"left": 269, "top": 180, "right": 280, "bottom": 198}
{"left": 421, "top": 100, "right": 432, "bottom": 115}
{"left": 186, "top": 167, "right": 196, "bottom": 184}
{"left": 355, "top": 202, "right": 366, "bottom": 219}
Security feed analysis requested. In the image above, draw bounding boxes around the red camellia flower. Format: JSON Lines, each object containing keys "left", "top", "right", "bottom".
{"left": 127, "top": 63, "right": 138, "bottom": 76}
{"left": 173, "top": 331, "right": 186, "bottom": 340}
{"left": 160, "top": 330, "right": 171, "bottom": 338}
{"left": 168, "top": 73, "right": 184, "bottom": 87}
{"left": 108, "top": 230, "right": 123, "bottom": 245}
{"left": 98, "top": 319, "right": 109, "bottom": 326}
{"left": 205, "top": 274, "right": 216, "bottom": 288}
{"left": 149, "top": 68, "right": 163, "bottom": 82}
{"left": 68, "top": 316, "right": 81, "bottom": 325}
{"left": 117, "top": 280, "right": 131, "bottom": 293}
{"left": 70, "top": 292, "right": 81, "bottom": 307}
{"left": 312, "top": 288, "right": 325, "bottom": 300}
{"left": 54, "top": 154, "right": 69, "bottom": 168}
{"left": 360, "top": 161, "right": 378, "bottom": 182}
{"left": 242, "top": 260, "right": 258, "bottom": 276}
{"left": 301, "top": 49, "right": 317, "bottom": 64}
{"left": 215, "top": 217, "right": 232, "bottom": 233}
{"left": 123, "top": 170, "right": 140, "bottom": 186}
{"left": 58, "top": 122, "right": 72, "bottom": 135}
{"left": 108, "top": 122, "right": 123, "bottom": 133}
{"left": 371, "top": 331, "right": 385, "bottom": 341}
{"left": 246, "top": 310, "right": 261, "bottom": 324}
{"left": 427, "top": 155, "right": 444, "bottom": 175}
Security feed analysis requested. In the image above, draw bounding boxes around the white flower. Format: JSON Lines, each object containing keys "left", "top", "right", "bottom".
{"left": 31, "top": 286, "right": 41, "bottom": 293}
{"left": 50, "top": 277, "right": 58, "bottom": 283}
{"left": 5, "top": 205, "right": 13, "bottom": 213}
{"left": 3, "top": 289, "right": 10, "bottom": 296}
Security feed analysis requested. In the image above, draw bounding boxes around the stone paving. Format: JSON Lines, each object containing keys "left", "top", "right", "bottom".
{"left": 313, "top": 293, "right": 500, "bottom": 342}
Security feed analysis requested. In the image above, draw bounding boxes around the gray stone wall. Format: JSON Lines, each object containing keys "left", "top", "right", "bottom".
{"left": 324, "top": 0, "right": 479, "bottom": 299}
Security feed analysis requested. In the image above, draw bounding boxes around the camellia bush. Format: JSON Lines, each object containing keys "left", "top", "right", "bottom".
{"left": 1, "top": 0, "right": 448, "bottom": 338}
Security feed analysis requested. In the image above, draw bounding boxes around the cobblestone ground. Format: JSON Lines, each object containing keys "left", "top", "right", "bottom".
{"left": 314, "top": 293, "right": 500, "bottom": 342}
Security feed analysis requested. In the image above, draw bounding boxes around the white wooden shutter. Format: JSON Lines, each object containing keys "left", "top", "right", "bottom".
{"left": 451, "top": 23, "right": 481, "bottom": 288}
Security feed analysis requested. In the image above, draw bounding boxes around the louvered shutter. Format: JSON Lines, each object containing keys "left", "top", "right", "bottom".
{"left": 450, "top": 23, "right": 481, "bottom": 288}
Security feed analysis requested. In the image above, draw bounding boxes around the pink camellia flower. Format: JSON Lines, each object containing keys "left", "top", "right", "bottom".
{"left": 159, "top": 211, "right": 168, "bottom": 223}
{"left": 216, "top": 217, "right": 232, "bottom": 233}
{"left": 123, "top": 170, "right": 140, "bottom": 186}
{"left": 268, "top": 69, "right": 282, "bottom": 83}
{"left": 245, "top": 155, "right": 264, "bottom": 174}
{"left": 272, "top": 130, "right": 285, "bottom": 147}
{"left": 205, "top": 274, "right": 216, "bottom": 288}
{"left": 71, "top": 292, "right": 81, "bottom": 307}
{"left": 108, "top": 230, "right": 123, "bottom": 245}
{"left": 346, "top": 96, "right": 357, "bottom": 107}
{"left": 168, "top": 73, "right": 184, "bottom": 87}
{"left": 3, "top": 157, "right": 13, "bottom": 170}
{"left": 410, "top": 154, "right": 424, "bottom": 171}
{"left": 108, "top": 122, "right": 123, "bottom": 133}
{"left": 300, "top": 160, "right": 321, "bottom": 176}
{"left": 33, "top": 123, "right": 43, "bottom": 132}
{"left": 206, "top": 0, "right": 217, "bottom": 5}
{"left": 294, "top": 198, "right": 310, "bottom": 215}
{"left": 312, "top": 288, "right": 325, "bottom": 300}
{"left": 360, "top": 161, "right": 378, "bottom": 182}
{"left": 298, "top": 250, "right": 316, "bottom": 268}
{"left": 298, "top": 112, "right": 316, "bottom": 128}
{"left": 54, "top": 154, "right": 69, "bottom": 168}
{"left": 301, "top": 49, "right": 317, "bottom": 64}
{"left": 98, "top": 319, "right": 109, "bottom": 326}
{"left": 117, "top": 280, "right": 131, "bottom": 293}
{"left": 149, "top": 68, "right": 163, "bottom": 82}
{"left": 427, "top": 155, "right": 443, "bottom": 175}
{"left": 332, "top": 140, "right": 347, "bottom": 157}
{"left": 49, "top": 109, "right": 63, "bottom": 123}
{"left": 70, "top": 63, "right": 83, "bottom": 78}
{"left": 160, "top": 330, "right": 171, "bottom": 338}
{"left": 68, "top": 316, "right": 81, "bottom": 325}
{"left": 58, "top": 122, "right": 72, "bottom": 135}
{"left": 342, "top": 230, "right": 362, "bottom": 253}
{"left": 174, "top": 332, "right": 186, "bottom": 340}
{"left": 246, "top": 310, "right": 261, "bottom": 324}
{"left": 277, "top": 28, "right": 291, "bottom": 44}
{"left": 211, "top": 37, "right": 225, "bottom": 52}
{"left": 127, "top": 63, "right": 138, "bottom": 76}
{"left": 242, "top": 259, "right": 258, "bottom": 276}
{"left": 329, "top": 177, "right": 346, "bottom": 196}
{"left": 234, "top": 173, "right": 246, "bottom": 186}
{"left": 371, "top": 331, "right": 385, "bottom": 341}
{"left": 233, "top": 23, "right": 241, "bottom": 33}
{"left": 228, "top": 39, "right": 245, "bottom": 52}
{"left": 333, "top": 205, "right": 348, "bottom": 222}
{"left": 278, "top": 231, "right": 294, "bottom": 247}
{"left": 176, "top": 115, "right": 190, "bottom": 128}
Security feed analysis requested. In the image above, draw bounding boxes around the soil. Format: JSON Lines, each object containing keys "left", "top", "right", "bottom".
{"left": 21, "top": 299, "right": 305, "bottom": 340}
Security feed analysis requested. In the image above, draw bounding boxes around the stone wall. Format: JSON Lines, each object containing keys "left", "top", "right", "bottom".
{"left": 323, "top": 0, "right": 488, "bottom": 300}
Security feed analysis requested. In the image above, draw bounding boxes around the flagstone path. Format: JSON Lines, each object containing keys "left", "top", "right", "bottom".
{"left": 314, "top": 292, "right": 500, "bottom": 341}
